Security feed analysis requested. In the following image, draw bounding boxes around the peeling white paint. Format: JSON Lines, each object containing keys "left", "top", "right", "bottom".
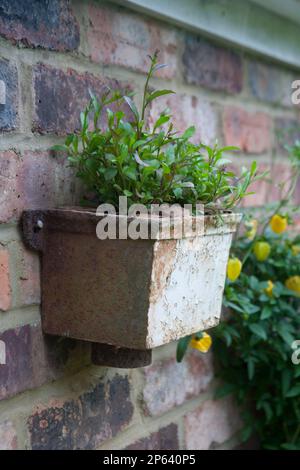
{"left": 146, "top": 214, "right": 241, "bottom": 348}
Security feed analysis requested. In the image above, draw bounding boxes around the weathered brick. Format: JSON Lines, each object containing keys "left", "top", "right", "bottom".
{"left": 238, "top": 159, "right": 292, "bottom": 209}
{"left": 0, "top": 420, "right": 17, "bottom": 450}
{"left": 20, "top": 150, "right": 78, "bottom": 210}
{"left": 0, "top": 323, "right": 87, "bottom": 400}
{"left": 28, "top": 375, "right": 134, "bottom": 449}
{"left": 87, "top": 3, "right": 178, "bottom": 78}
{"left": 0, "top": 150, "right": 80, "bottom": 223}
{"left": 0, "top": 247, "right": 11, "bottom": 311}
{"left": 267, "top": 163, "right": 293, "bottom": 203}
{"left": 149, "top": 93, "right": 218, "bottom": 144}
{"left": 274, "top": 117, "right": 300, "bottom": 154}
{"left": 248, "top": 60, "right": 296, "bottom": 107}
{"left": 33, "top": 64, "right": 131, "bottom": 135}
{"left": 240, "top": 162, "right": 270, "bottom": 208}
{"left": 143, "top": 351, "right": 213, "bottom": 417}
{"left": 0, "top": 0, "right": 79, "bottom": 51}
{"left": 183, "top": 35, "right": 243, "bottom": 94}
{"left": 223, "top": 106, "right": 272, "bottom": 154}
{"left": 17, "top": 243, "right": 41, "bottom": 307}
{"left": 126, "top": 423, "right": 179, "bottom": 450}
{"left": 0, "top": 58, "right": 18, "bottom": 131}
{"left": 184, "top": 397, "right": 242, "bottom": 450}
{"left": 0, "top": 151, "right": 22, "bottom": 223}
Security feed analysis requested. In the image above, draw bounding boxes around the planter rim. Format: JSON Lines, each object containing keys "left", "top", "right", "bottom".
{"left": 22, "top": 207, "right": 242, "bottom": 250}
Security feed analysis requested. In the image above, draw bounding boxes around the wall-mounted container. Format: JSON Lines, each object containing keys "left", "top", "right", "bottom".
{"left": 22, "top": 208, "right": 241, "bottom": 368}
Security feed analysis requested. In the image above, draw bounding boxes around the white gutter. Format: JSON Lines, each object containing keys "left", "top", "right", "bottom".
{"left": 111, "top": 0, "right": 300, "bottom": 70}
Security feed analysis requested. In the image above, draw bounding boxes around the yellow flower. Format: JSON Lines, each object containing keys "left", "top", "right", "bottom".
{"left": 270, "top": 214, "right": 287, "bottom": 234}
{"left": 253, "top": 241, "right": 271, "bottom": 261}
{"left": 292, "top": 245, "right": 300, "bottom": 256}
{"left": 245, "top": 219, "right": 258, "bottom": 240}
{"left": 285, "top": 276, "right": 300, "bottom": 295}
{"left": 227, "top": 257, "right": 242, "bottom": 282}
{"left": 190, "top": 332, "right": 212, "bottom": 353}
{"left": 265, "top": 280, "right": 274, "bottom": 297}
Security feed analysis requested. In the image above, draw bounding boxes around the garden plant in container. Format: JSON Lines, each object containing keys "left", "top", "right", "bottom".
{"left": 23, "top": 52, "right": 262, "bottom": 367}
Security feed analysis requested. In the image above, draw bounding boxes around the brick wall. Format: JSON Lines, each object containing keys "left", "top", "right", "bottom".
{"left": 0, "top": 0, "right": 299, "bottom": 450}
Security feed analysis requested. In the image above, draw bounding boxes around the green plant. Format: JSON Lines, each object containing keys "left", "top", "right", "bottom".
{"left": 52, "top": 52, "right": 260, "bottom": 211}
{"left": 213, "top": 146, "right": 300, "bottom": 450}
{"left": 214, "top": 224, "right": 300, "bottom": 449}
{"left": 177, "top": 144, "right": 300, "bottom": 449}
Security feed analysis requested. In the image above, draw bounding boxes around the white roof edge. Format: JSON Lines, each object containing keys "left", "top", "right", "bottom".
{"left": 110, "top": 0, "right": 300, "bottom": 70}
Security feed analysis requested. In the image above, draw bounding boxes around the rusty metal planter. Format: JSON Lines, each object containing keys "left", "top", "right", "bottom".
{"left": 22, "top": 208, "right": 241, "bottom": 367}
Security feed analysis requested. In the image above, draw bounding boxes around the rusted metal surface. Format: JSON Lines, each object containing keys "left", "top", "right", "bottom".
{"left": 91, "top": 343, "right": 152, "bottom": 368}
{"left": 22, "top": 208, "right": 241, "bottom": 352}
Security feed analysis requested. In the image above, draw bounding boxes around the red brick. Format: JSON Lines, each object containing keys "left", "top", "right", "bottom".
{"left": 0, "top": 323, "right": 88, "bottom": 400}
{"left": 248, "top": 60, "right": 296, "bottom": 108}
{"left": 148, "top": 94, "right": 218, "bottom": 144}
{"left": 17, "top": 244, "right": 41, "bottom": 306}
{"left": 0, "top": 420, "right": 17, "bottom": 450}
{"left": 274, "top": 117, "right": 300, "bottom": 154}
{"left": 184, "top": 397, "right": 242, "bottom": 450}
{"left": 0, "top": 247, "right": 11, "bottom": 311}
{"left": 223, "top": 106, "right": 272, "bottom": 154}
{"left": 0, "top": 151, "right": 22, "bottom": 223}
{"left": 28, "top": 375, "right": 133, "bottom": 449}
{"left": 142, "top": 351, "right": 213, "bottom": 416}
{"left": 0, "top": 58, "right": 18, "bottom": 131}
{"left": 240, "top": 163, "right": 270, "bottom": 208}
{"left": 267, "top": 163, "right": 293, "bottom": 203}
{"left": 0, "top": 150, "right": 80, "bottom": 223}
{"left": 87, "top": 4, "right": 178, "bottom": 78}
{"left": 183, "top": 35, "right": 243, "bottom": 94}
{"left": 126, "top": 424, "right": 179, "bottom": 450}
{"left": 33, "top": 64, "right": 132, "bottom": 135}
{"left": 20, "top": 150, "right": 82, "bottom": 210}
{"left": 0, "top": 0, "right": 79, "bottom": 51}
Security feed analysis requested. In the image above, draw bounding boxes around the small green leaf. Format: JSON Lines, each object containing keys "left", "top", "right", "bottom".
{"left": 104, "top": 168, "right": 117, "bottom": 181}
{"left": 182, "top": 126, "right": 195, "bottom": 140}
{"left": 146, "top": 89, "right": 175, "bottom": 106}
{"left": 176, "top": 335, "right": 192, "bottom": 362}
{"left": 261, "top": 306, "right": 272, "bottom": 320}
{"left": 123, "top": 96, "right": 140, "bottom": 121}
{"left": 286, "top": 385, "right": 300, "bottom": 398}
{"left": 249, "top": 323, "right": 267, "bottom": 340}
{"left": 50, "top": 144, "right": 68, "bottom": 153}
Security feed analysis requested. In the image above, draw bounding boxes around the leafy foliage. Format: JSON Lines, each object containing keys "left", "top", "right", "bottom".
{"left": 52, "top": 52, "right": 260, "bottom": 211}
{"left": 176, "top": 142, "right": 300, "bottom": 449}
{"left": 213, "top": 143, "right": 300, "bottom": 449}
{"left": 214, "top": 223, "right": 300, "bottom": 449}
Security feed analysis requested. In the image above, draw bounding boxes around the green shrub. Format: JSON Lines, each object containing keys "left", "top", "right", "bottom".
{"left": 214, "top": 222, "right": 300, "bottom": 449}
{"left": 52, "top": 52, "right": 260, "bottom": 211}
{"left": 177, "top": 142, "right": 300, "bottom": 449}
{"left": 214, "top": 145, "right": 300, "bottom": 449}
